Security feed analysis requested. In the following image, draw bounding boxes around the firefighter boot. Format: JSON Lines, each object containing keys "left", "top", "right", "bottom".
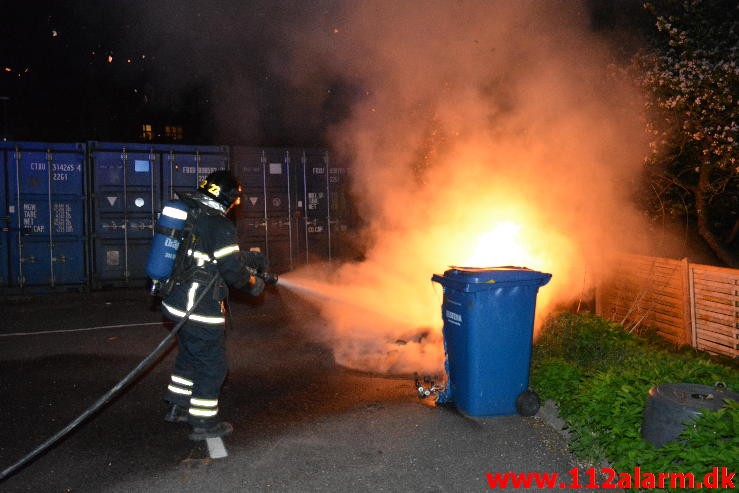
{"left": 164, "top": 404, "right": 189, "bottom": 424}
{"left": 188, "top": 421, "right": 234, "bottom": 441}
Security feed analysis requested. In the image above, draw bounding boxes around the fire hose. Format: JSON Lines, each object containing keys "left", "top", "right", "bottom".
{"left": 0, "top": 273, "right": 223, "bottom": 482}
{"left": 0, "top": 266, "right": 279, "bottom": 481}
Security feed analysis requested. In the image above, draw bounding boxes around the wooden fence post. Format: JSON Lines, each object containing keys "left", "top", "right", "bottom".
{"left": 681, "top": 258, "right": 695, "bottom": 347}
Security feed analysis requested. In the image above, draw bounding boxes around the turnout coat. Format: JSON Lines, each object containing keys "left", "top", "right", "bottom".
{"left": 161, "top": 195, "right": 262, "bottom": 326}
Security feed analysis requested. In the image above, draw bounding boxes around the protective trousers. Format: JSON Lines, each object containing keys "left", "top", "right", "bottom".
{"left": 166, "top": 321, "right": 227, "bottom": 425}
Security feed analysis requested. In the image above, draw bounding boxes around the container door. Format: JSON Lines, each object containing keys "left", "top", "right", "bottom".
{"left": 232, "top": 147, "right": 294, "bottom": 273}
{"left": 233, "top": 147, "right": 268, "bottom": 264}
{"left": 160, "top": 144, "right": 229, "bottom": 200}
{"left": 0, "top": 143, "right": 10, "bottom": 288}
{"left": 298, "top": 149, "right": 331, "bottom": 265}
{"left": 263, "top": 149, "right": 292, "bottom": 273}
{"left": 89, "top": 142, "right": 160, "bottom": 288}
{"left": 6, "top": 142, "right": 87, "bottom": 288}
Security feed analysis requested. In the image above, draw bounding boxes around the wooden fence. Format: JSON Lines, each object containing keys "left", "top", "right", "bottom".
{"left": 596, "top": 253, "right": 738, "bottom": 359}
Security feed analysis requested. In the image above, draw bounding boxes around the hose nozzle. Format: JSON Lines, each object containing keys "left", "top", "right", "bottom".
{"left": 256, "top": 271, "right": 279, "bottom": 285}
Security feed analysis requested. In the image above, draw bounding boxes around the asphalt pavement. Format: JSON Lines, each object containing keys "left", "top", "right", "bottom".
{"left": 0, "top": 285, "right": 598, "bottom": 492}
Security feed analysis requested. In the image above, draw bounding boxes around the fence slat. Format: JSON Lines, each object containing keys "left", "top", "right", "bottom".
{"left": 693, "top": 269, "right": 739, "bottom": 283}
{"left": 694, "top": 297, "right": 737, "bottom": 315}
{"left": 697, "top": 339, "right": 738, "bottom": 354}
{"left": 696, "top": 310, "right": 737, "bottom": 326}
{"left": 695, "top": 291, "right": 737, "bottom": 304}
{"left": 693, "top": 278, "right": 738, "bottom": 294}
{"left": 698, "top": 320, "right": 739, "bottom": 337}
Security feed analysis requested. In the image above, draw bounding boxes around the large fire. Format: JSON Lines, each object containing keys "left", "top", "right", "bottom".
{"left": 283, "top": 179, "right": 579, "bottom": 377}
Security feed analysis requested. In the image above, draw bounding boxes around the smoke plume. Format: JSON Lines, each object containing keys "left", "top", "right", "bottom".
{"left": 133, "top": 0, "right": 656, "bottom": 375}
{"left": 278, "top": 0, "right": 654, "bottom": 375}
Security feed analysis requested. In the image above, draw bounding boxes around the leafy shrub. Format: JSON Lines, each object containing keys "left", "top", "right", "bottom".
{"left": 530, "top": 313, "right": 738, "bottom": 492}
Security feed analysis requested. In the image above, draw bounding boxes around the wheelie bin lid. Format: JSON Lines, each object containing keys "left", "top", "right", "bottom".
{"left": 431, "top": 266, "right": 552, "bottom": 292}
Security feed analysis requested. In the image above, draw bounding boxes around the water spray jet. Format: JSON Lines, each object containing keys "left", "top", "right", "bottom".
{"left": 278, "top": 274, "right": 417, "bottom": 327}
{"left": 278, "top": 271, "right": 446, "bottom": 377}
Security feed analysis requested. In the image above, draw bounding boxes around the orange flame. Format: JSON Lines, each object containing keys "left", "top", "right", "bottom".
{"left": 464, "top": 221, "right": 533, "bottom": 267}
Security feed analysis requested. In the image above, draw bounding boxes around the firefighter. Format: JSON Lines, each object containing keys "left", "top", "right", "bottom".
{"left": 161, "top": 170, "right": 265, "bottom": 440}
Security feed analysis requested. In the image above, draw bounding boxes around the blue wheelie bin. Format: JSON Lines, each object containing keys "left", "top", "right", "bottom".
{"left": 431, "top": 266, "right": 552, "bottom": 417}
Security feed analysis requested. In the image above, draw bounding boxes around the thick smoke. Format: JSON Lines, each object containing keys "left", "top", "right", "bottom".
{"left": 134, "top": 1, "right": 655, "bottom": 375}
{"left": 278, "top": 1, "right": 654, "bottom": 375}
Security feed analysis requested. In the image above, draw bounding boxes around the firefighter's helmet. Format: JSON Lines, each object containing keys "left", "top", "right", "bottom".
{"left": 198, "top": 171, "right": 242, "bottom": 209}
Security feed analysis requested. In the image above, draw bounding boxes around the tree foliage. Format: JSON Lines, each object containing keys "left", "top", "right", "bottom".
{"left": 631, "top": 0, "right": 738, "bottom": 266}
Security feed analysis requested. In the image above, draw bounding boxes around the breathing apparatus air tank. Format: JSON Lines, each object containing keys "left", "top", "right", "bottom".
{"left": 145, "top": 200, "right": 190, "bottom": 285}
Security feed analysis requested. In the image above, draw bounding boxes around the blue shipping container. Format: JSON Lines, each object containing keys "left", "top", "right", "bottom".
{"left": 0, "top": 141, "right": 354, "bottom": 291}
{"left": 5, "top": 142, "right": 87, "bottom": 288}
{"left": 88, "top": 141, "right": 160, "bottom": 288}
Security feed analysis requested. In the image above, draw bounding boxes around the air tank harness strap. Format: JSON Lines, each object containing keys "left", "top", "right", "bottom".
{"left": 154, "top": 224, "right": 181, "bottom": 238}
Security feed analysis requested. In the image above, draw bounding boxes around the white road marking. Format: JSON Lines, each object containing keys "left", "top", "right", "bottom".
{"left": 0, "top": 322, "right": 164, "bottom": 337}
{"left": 206, "top": 437, "right": 228, "bottom": 459}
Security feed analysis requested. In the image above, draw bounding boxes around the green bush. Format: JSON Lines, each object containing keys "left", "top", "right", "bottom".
{"left": 530, "top": 313, "right": 738, "bottom": 492}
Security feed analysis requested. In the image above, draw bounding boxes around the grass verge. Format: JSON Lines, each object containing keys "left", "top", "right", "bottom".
{"left": 530, "top": 313, "right": 738, "bottom": 492}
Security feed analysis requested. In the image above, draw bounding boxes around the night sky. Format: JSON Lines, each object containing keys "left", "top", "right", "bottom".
{"left": 1, "top": 1, "right": 648, "bottom": 146}
{"left": 1, "top": 1, "right": 355, "bottom": 145}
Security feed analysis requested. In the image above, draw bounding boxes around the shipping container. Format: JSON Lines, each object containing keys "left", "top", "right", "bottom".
{"left": 0, "top": 141, "right": 355, "bottom": 294}
{"left": 88, "top": 141, "right": 160, "bottom": 288}
{"left": 5, "top": 142, "right": 88, "bottom": 289}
